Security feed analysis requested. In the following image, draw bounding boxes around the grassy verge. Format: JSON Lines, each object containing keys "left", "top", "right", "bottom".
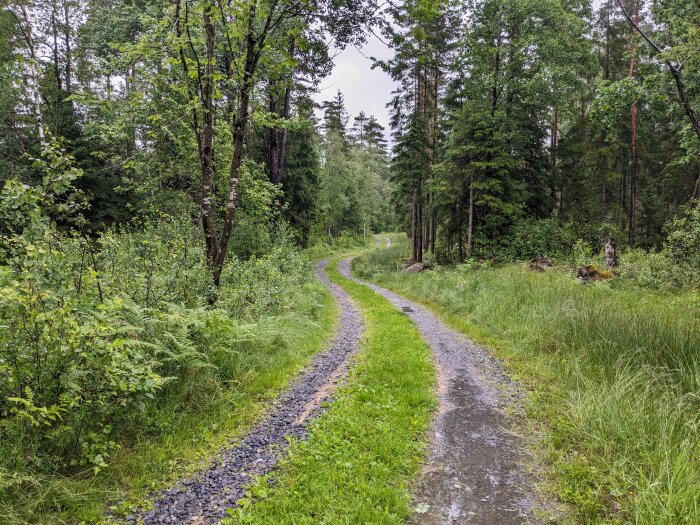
{"left": 224, "top": 259, "right": 435, "bottom": 524}
{"left": 354, "top": 240, "right": 700, "bottom": 525}
{"left": 0, "top": 279, "right": 337, "bottom": 525}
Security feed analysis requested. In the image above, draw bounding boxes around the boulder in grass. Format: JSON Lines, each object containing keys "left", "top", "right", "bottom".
{"left": 529, "top": 256, "right": 552, "bottom": 272}
{"left": 406, "top": 263, "right": 426, "bottom": 273}
{"left": 576, "top": 264, "right": 613, "bottom": 283}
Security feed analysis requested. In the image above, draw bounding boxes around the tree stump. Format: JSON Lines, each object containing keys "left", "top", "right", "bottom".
{"left": 604, "top": 236, "right": 618, "bottom": 269}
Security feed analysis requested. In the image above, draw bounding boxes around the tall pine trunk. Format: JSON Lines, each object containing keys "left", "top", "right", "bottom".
{"left": 628, "top": 0, "right": 640, "bottom": 247}
{"left": 467, "top": 173, "right": 474, "bottom": 258}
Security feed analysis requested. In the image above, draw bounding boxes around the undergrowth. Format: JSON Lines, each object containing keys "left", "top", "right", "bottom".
{"left": 0, "top": 146, "right": 338, "bottom": 524}
{"left": 355, "top": 237, "right": 700, "bottom": 525}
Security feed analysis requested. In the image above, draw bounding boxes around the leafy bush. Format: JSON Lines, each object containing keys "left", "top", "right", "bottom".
{"left": 616, "top": 208, "right": 700, "bottom": 291}
{"left": 0, "top": 290, "right": 167, "bottom": 472}
{"left": 502, "top": 218, "right": 576, "bottom": 261}
{"left": 219, "top": 244, "right": 315, "bottom": 318}
{"left": 0, "top": 143, "right": 325, "bottom": 491}
{"left": 96, "top": 215, "right": 211, "bottom": 308}
{"left": 571, "top": 239, "right": 596, "bottom": 266}
{"left": 229, "top": 160, "right": 284, "bottom": 261}
{"left": 0, "top": 146, "right": 173, "bottom": 471}
{"left": 304, "top": 231, "right": 370, "bottom": 260}
{"left": 617, "top": 249, "right": 697, "bottom": 291}
{"left": 666, "top": 205, "right": 700, "bottom": 271}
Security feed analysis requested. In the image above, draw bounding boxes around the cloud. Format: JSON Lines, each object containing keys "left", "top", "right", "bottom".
{"left": 312, "top": 34, "right": 397, "bottom": 143}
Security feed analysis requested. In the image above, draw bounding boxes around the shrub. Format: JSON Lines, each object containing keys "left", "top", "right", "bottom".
{"left": 96, "top": 215, "right": 211, "bottom": 308}
{"left": 502, "top": 218, "right": 576, "bottom": 260}
{"left": 617, "top": 249, "right": 696, "bottom": 291}
{"left": 219, "top": 245, "right": 315, "bottom": 318}
{"left": 666, "top": 205, "right": 700, "bottom": 271}
{"left": 0, "top": 287, "right": 168, "bottom": 472}
{"left": 0, "top": 144, "right": 315, "bottom": 477}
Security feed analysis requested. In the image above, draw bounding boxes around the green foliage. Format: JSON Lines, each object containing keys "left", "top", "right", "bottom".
{"left": 503, "top": 218, "right": 576, "bottom": 260}
{"left": 665, "top": 205, "right": 700, "bottom": 271}
{"left": 616, "top": 249, "right": 693, "bottom": 291}
{"left": 0, "top": 142, "right": 337, "bottom": 523}
{"left": 230, "top": 160, "right": 284, "bottom": 260}
{"left": 314, "top": 92, "right": 392, "bottom": 239}
{"left": 615, "top": 207, "right": 700, "bottom": 291}
{"left": 96, "top": 216, "right": 210, "bottom": 307}
{"left": 220, "top": 244, "right": 315, "bottom": 318}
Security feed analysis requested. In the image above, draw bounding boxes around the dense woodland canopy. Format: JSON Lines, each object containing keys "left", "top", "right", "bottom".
{"left": 384, "top": 0, "right": 700, "bottom": 263}
{"left": 1, "top": 0, "right": 700, "bottom": 522}
{"left": 1, "top": 0, "right": 699, "bottom": 266}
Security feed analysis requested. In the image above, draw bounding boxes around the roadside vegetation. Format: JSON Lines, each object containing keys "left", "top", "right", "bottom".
{"left": 223, "top": 259, "right": 435, "bottom": 524}
{"left": 0, "top": 148, "right": 349, "bottom": 524}
{"left": 354, "top": 233, "right": 700, "bottom": 525}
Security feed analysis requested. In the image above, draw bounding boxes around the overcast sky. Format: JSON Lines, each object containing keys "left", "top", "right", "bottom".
{"left": 312, "top": 34, "right": 397, "bottom": 141}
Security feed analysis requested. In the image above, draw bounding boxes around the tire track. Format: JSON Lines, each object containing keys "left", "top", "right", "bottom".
{"left": 338, "top": 258, "right": 543, "bottom": 525}
{"left": 129, "top": 259, "right": 363, "bottom": 524}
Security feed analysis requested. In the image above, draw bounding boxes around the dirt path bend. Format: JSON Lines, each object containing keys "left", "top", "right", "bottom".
{"left": 338, "top": 258, "right": 541, "bottom": 525}
{"left": 131, "top": 259, "right": 363, "bottom": 525}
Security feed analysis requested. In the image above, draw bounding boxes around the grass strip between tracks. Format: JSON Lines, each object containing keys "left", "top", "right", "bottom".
{"left": 225, "top": 258, "right": 435, "bottom": 524}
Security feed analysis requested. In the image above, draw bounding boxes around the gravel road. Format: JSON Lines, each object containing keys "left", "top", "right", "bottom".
{"left": 130, "top": 258, "right": 363, "bottom": 525}
{"left": 338, "top": 258, "right": 541, "bottom": 525}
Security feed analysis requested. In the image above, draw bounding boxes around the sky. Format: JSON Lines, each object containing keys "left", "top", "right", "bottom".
{"left": 311, "top": 34, "right": 397, "bottom": 142}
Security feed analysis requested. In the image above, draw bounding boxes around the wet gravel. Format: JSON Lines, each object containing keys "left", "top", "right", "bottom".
{"left": 128, "top": 259, "right": 363, "bottom": 525}
{"left": 338, "top": 258, "right": 542, "bottom": 525}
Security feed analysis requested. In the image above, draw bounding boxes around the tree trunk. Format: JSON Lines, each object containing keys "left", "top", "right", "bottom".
{"left": 693, "top": 169, "right": 700, "bottom": 201}
{"left": 50, "top": 0, "right": 62, "bottom": 91}
{"left": 418, "top": 192, "right": 423, "bottom": 262}
{"left": 63, "top": 0, "right": 72, "bottom": 94}
{"left": 628, "top": 0, "right": 640, "bottom": 247}
{"left": 411, "top": 190, "right": 418, "bottom": 262}
{"left": 268, "top": 91, "right": 280, "bottom": 183}
{"left": 458, "top": 225, "right": 464, "bottom": 263}
{"left": 604, "top": 236, "right": 618, "bottom": 269}
{"left": 212, "top": 0, "right": 262, "bottom": 286}
{"left": 551, "top": 106, "right": 559, "bottom": 214}
{"left": 17, "top": 5, "right": 45, "bottom": 143}
{"left": 200, "top": 2, "right": 219, "bottom": 278}
{"left": 277, "top": 82, "right": 291, "bottom": 180}
{"left": 214, "top": 76, "right": 252, "bottom": 285}
{"left": 491, "top": 35, "right": 501, "bottom": 113}
{"left": 268, "top": 81, "right": 292, "bottom": 185}
{"left": 467, "top": 173, "right": 474, "bottom": 258}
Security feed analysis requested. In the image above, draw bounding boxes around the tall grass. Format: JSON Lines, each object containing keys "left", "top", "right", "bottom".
{"left": 355, "top": 240, "right": 700, "bottom": 524}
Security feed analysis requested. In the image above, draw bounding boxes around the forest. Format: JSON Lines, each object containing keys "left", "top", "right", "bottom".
{"left": 0, "top": 0, "right": 699, "bottom": 524}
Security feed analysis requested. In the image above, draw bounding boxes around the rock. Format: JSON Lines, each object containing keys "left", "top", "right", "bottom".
{"left": 576, "top": 264, "right": 613, "bottom": 282}
{"left": 528, "top": 256, "right": 552, "bottom": 272}
{"left": 406, "top": 263, "right": 426, "bottom": 273}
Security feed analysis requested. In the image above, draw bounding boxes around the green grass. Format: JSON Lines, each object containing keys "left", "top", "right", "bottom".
{"left": 225, "top": 259, "right": 435, "bottom": 524}
{"left": 0, "top": 281, "right": 338, "bottom": 524}
{"left": 354, "top": 239, "right": 700, "bottom": 525}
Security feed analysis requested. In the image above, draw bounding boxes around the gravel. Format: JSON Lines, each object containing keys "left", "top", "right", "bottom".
{"left": 338, "top": 258, "right": 544, "bottom": 525}
{"left": 128, "top": 258, "right": 363, "bottom": 525}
